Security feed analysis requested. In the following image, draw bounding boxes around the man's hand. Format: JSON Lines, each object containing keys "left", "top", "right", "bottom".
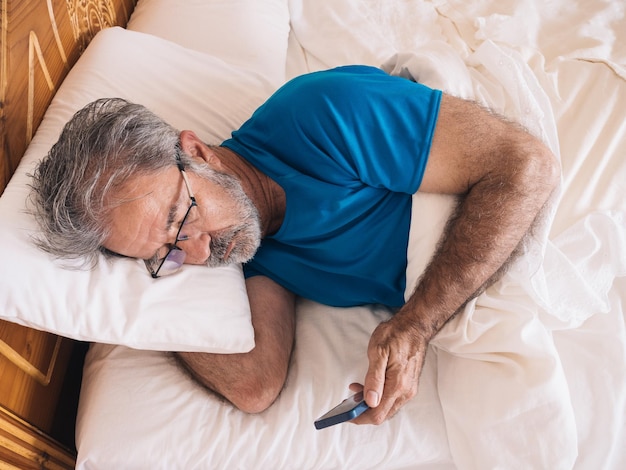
{"left": 351, "top": 311, "right": 429, "bottom": 424}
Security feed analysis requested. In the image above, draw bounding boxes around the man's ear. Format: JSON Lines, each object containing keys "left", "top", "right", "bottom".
{"left": 179, "top": 130, "right": 222, "bottom": 169}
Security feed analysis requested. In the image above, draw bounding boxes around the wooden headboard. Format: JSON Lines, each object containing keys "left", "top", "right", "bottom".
{"left": 0, "top": 0, "right": 136, "bottom": 467}
{"left": 0, "top": 0, "right": 136, "bottom": 195}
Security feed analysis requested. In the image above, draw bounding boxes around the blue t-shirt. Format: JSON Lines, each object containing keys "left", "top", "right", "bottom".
{"left": 222, "top": 65, "right": 441, "bottom": 308}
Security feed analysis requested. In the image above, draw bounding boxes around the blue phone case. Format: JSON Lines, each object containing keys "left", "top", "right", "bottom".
{"left": 314, "top": 391, "right": 370, "bottom": 430}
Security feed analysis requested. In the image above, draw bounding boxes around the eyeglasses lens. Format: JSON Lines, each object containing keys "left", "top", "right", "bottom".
{"left": 158, "top": 247, "right": 187, "bottom": 276}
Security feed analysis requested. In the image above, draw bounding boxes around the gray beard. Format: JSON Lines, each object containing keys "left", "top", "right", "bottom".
{"left": 206, "top": 222, "right": 261, "bottom": 267}
{"left": 190, "top": 162, "right": 262, "bottom": 267}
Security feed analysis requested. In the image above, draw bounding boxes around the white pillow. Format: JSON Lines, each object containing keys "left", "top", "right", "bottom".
{"left": 0, "top": 27, "right": 278, "bottom": 352}
{"left": 127, "top": 0, "right": 290, "bottom": 86}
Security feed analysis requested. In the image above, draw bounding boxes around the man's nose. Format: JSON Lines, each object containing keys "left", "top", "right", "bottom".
{"left": 181, "top": 232, "right": 211, "bottom": 265}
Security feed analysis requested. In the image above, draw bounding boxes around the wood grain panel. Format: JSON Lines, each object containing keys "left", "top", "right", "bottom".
{"left": 0, "top": 405, "right": 75, "bottom": 469}
{"left": 0, "top": 324, "right": 61, "bottom": 385}
{"left": 0, "top": 323, "right": 73, "bottom": 436}
{"left": 0, "top": 0, "right": 136, "bottom": 194}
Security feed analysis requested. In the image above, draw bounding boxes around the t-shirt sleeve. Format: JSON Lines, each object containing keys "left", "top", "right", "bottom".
{"left": 224, "top": 65, "right": 442, "bottom": 194}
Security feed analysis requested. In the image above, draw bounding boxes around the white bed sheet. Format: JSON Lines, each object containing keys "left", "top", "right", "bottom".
{"left": 76, "top": 0, "right": 626, "bottom": 468}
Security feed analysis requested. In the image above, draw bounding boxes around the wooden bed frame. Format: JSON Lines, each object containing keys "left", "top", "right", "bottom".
{"left": 0, "top": 0, "right": 136, "bottom": 467}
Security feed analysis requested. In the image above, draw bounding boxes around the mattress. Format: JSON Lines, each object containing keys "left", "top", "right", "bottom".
{"left": 72, "top": 0, "right": 625, "bottom": 468}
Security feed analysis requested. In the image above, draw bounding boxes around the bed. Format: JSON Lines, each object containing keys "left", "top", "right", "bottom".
{"left": 0, "top": 0, "right": 624, "bottom": 468}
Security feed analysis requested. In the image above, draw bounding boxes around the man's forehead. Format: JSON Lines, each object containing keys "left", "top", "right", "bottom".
{"left": 103, "top": 168, "right": 183, "bottom": 258}
{"left": 107, "top": 167, "right": 181, "bottom": 211}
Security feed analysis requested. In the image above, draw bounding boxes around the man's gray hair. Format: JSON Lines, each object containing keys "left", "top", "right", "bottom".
{"left": 30, "top": 98, "right": 191, "bottom": 268}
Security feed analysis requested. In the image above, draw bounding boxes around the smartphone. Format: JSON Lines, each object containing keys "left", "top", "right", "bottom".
{"left": 314, "top": 391, "right": 370, "bottom": 430}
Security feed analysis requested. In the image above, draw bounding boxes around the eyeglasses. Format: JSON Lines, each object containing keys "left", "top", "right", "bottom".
{"left": 145, "top": 154, "right": 198, "bottom": 278}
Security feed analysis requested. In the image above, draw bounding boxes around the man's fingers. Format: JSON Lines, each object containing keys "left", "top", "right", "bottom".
{"left": 363, "top": 343, "right": 389, "bottom": 408}
{"left": 351, "top": 318, "right": 427, "bottom": 425}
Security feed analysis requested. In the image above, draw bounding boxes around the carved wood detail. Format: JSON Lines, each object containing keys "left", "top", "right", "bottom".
{"left": 0, "top": 0, "right": 136, "bottom": 194}
{"left": 0, "top": 405, "right": 75, "bottom": 469}
{"left": 0, "top": 335, "right": 62, "bottom": 386}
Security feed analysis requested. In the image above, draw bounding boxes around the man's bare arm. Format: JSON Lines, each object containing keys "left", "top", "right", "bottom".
{"left": 177, "top": 275, "right": 296, "bottom": 414}
{"left": 356, "top": 94, "right": 560, "bottom": 424}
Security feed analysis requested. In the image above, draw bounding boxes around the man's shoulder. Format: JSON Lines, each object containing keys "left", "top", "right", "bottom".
{"left": 277, "top": 65, "right": 387, "bottom": 96}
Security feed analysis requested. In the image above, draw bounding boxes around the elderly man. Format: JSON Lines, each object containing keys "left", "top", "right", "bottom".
{"left": 31, "top": 65, "right": 559, "bottom": 425}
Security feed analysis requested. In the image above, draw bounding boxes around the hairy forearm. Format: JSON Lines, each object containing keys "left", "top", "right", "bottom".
{"left": 399, "top": 145, "right": 559, "bottom": 340}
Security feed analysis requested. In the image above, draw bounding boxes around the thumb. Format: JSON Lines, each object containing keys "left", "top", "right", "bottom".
{"left": 363, "top": 350, "right": 387, "bottom": 408}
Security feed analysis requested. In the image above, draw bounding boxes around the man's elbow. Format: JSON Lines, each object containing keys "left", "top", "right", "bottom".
{"left": 515, "top": 137, "right": 561, "bottom": 203}
{"left": 537, "top": 143, "right": 560, "bottom": 191}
